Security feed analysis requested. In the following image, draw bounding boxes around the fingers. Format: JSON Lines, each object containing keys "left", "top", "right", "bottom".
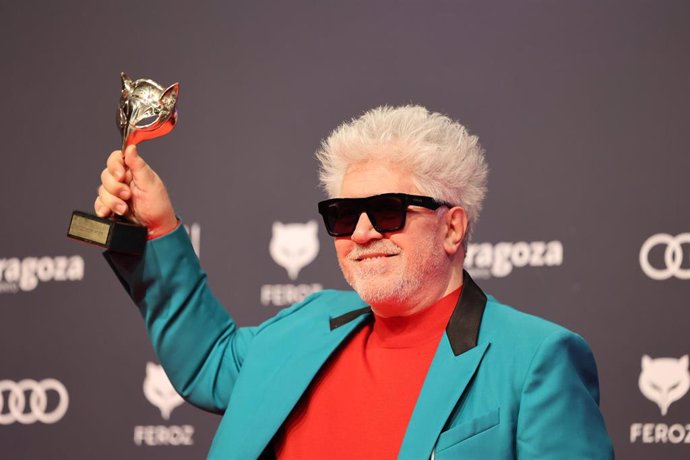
{"left": 100, "top": 167, "right": 130, "bottom": 200}
{"left": 106, "top": 149, "right": 127, "bottom": 182}
{"left": 97, "top": 184, "right": 128, "bottom": 216}
{"left": 94, "top": 196, "right": 111, "bottom": 218}
{"left": 98, "top": 150, "right": 130, "bottom": 216}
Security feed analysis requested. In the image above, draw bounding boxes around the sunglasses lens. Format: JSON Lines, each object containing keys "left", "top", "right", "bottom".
{"left": 368, "top": 195, "right": 405, "bottom": 231}
{"left": 320, "top": 195, "right": 409, "bottom": 236}
{"left": 324, "top": 201, "right": 360, "bottom": 235}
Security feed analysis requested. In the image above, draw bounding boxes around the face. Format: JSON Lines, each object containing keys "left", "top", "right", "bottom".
{"left": 334, "top": 161, "right": 453, "bottom": 316}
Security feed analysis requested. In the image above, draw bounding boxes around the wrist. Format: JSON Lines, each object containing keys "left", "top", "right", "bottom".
{"left": 147, "top": 217, "right": 180, "bottom": 240}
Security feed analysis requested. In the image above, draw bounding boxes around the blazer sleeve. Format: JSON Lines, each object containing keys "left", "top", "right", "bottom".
{"left": 103, "top": 224, "right": 257, "bottom": 414}
{"left": 516, "top": 330, "right": 614, "bottom": 459}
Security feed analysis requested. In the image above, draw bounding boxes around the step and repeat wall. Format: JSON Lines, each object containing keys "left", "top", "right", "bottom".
{"left": 1, "top": 1, "right": 688, "bottom": 458}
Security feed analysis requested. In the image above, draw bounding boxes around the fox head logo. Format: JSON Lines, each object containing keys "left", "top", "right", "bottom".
{"left": 143, "top": 362, "right": 185, "bottom": 420}
{"left": 269, "top": 220, "right": 319, "bottom": 280}
{"left": 638, "top": 354, "right": 690, "bottom": 416}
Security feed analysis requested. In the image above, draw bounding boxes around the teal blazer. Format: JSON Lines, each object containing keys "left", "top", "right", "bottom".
{"left": 106, "top": 225, "right": 613, "bottom": 459}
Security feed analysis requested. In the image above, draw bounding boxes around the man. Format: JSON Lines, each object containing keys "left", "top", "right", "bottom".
{"left": 96, "top": 105, "right": 613, "bottom": 459}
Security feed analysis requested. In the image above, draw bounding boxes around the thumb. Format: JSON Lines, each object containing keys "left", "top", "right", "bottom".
{"left": 123, "top": 145, "right": 155, "bottom": 183}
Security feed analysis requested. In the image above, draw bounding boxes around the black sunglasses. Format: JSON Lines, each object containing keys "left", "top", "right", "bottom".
{"left": 317, "top": 193, "right": 452, "bottom": 237}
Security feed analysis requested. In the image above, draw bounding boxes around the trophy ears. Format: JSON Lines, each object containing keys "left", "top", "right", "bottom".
{"left": 160, "top": 83, "right": 179, "bottom": 106}
{"left": 121, "top": 72, "right": 134, "bottom": 93}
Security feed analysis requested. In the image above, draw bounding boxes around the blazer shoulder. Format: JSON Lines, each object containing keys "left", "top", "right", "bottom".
{"left": 297, "top": 289, "right": 367, "bottom": 316}
{"left": 481, "top": 296, "right": 583, "bottom": 346}
{"left": 477, "top": 296, "right": 601, "bottom": 403}
{"left": 254, "top": 289, "right": 367, "bottom": 332}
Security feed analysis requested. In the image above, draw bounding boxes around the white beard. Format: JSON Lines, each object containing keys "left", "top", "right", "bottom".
{"left": 339, "top": 235, "right": 448, "bottom": 308}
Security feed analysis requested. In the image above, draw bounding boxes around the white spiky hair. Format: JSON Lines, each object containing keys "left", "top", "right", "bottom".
{"left": 317, "top": 105, "right": 488, "bottom": 241}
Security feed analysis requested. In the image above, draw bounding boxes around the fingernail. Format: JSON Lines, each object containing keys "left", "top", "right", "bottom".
{"left": 119, "top": 188, "right": 129, "bottom": 199}
{"left": 115, "top": 168, "right": 124, "bottom": 179}
{"left": 115, "top": 203, "right": 126, "bottom": 215}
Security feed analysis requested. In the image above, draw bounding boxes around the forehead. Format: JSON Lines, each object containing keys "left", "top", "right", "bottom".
{"left": 340, "top": 161, "right": 419, "bottom": 198}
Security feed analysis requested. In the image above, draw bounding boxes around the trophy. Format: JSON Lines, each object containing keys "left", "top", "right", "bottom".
{"left": 67, "top": 73, "right": 179, "bottom": 254}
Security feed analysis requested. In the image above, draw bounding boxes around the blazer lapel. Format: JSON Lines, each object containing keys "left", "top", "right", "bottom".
{"left": 398, "top": 271, "right": 490, "bottom": 459}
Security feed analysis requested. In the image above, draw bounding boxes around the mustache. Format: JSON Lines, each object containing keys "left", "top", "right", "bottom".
{"left": 348, "top": 241, "right": 401, "bottom": 260}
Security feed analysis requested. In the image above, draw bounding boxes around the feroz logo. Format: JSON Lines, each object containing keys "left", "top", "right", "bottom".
{"left": 0, "top": 378, "right": 69, "bottom": 425}
{"left": 639, "top": 355, "right": 690, "bottom": 416}
{"left": 134, "top": 362, "right": 194, "bottom": 447}
{"left": 0, "top": 256, "right": 84, "bottom": 294}
{"left": 630, "top": 354, "right": 690, "bottom": 444}
{"left": 261, "top": 221, "right": 323, "bottom": 307}
{"left": 464, "top": 240, "right": 563, "bottom": 279}
{"left": 640, "top": 233, "right": 690, "bottom": 280}
{"left": 143, "top": 362, "right": 184, "bottom": 420}
{"left": 269, "top": 221, "right": 319, "bottom": 280}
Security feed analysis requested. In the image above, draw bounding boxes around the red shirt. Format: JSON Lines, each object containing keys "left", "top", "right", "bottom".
{"left": 275, "top": 287, "right": 461, "bottom": 459}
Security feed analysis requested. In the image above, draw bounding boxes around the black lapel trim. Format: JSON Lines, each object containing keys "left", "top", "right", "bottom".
{"left": 329, "top": 306, "right": 371, "bottom": 330}
{"left": 446, "top": 270, "right": 487, "bottom": 356}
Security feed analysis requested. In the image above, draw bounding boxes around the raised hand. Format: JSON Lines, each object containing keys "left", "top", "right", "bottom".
{"left": 95, "top": 145, "right": 178, "bottom": 238}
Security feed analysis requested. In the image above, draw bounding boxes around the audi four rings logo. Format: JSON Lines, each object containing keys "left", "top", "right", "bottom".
{"left": 0, "top": 378, "right": 69, "bottom": 425}
{"left": 640, "top": 233, "right": 690, "bottom": 280}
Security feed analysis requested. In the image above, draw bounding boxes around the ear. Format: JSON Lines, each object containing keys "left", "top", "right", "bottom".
{"left": 641, "top": 355, "right": 652, "bottom": 370}
{"left": 443, "top": 206, "right": 468, "bottom": 256}
{"left": 160, "top": 82, "right": 180, "bottom": 106}
{"left": 273, "top": 221, "right": 283, "bottom": 233}
{"left": 680, "top": 355, "right": 689, "bottom": 370}
{"left": 121, "top": 72, "right": 133, "bottom": 93}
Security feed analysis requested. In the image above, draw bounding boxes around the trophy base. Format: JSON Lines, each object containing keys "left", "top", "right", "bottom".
{"left": 67, "top": 210, "right": 147, "bottom": 255}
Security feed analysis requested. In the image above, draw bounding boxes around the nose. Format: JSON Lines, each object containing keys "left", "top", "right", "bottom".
{"left": 351, "top": 212, "right": 383, "bottom": 244}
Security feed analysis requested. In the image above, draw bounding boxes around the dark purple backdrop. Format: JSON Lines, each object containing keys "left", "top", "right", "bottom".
{"left": 1, "top": 1, "right": 689, "bottom": 458}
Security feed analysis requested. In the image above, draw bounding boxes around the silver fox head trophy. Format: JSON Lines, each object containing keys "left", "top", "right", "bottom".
{"left": 67, "top": 73, "right": 180, "bottom": 254}
{"left": 117, "top": 73, "right": 179, "bottom": 150}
